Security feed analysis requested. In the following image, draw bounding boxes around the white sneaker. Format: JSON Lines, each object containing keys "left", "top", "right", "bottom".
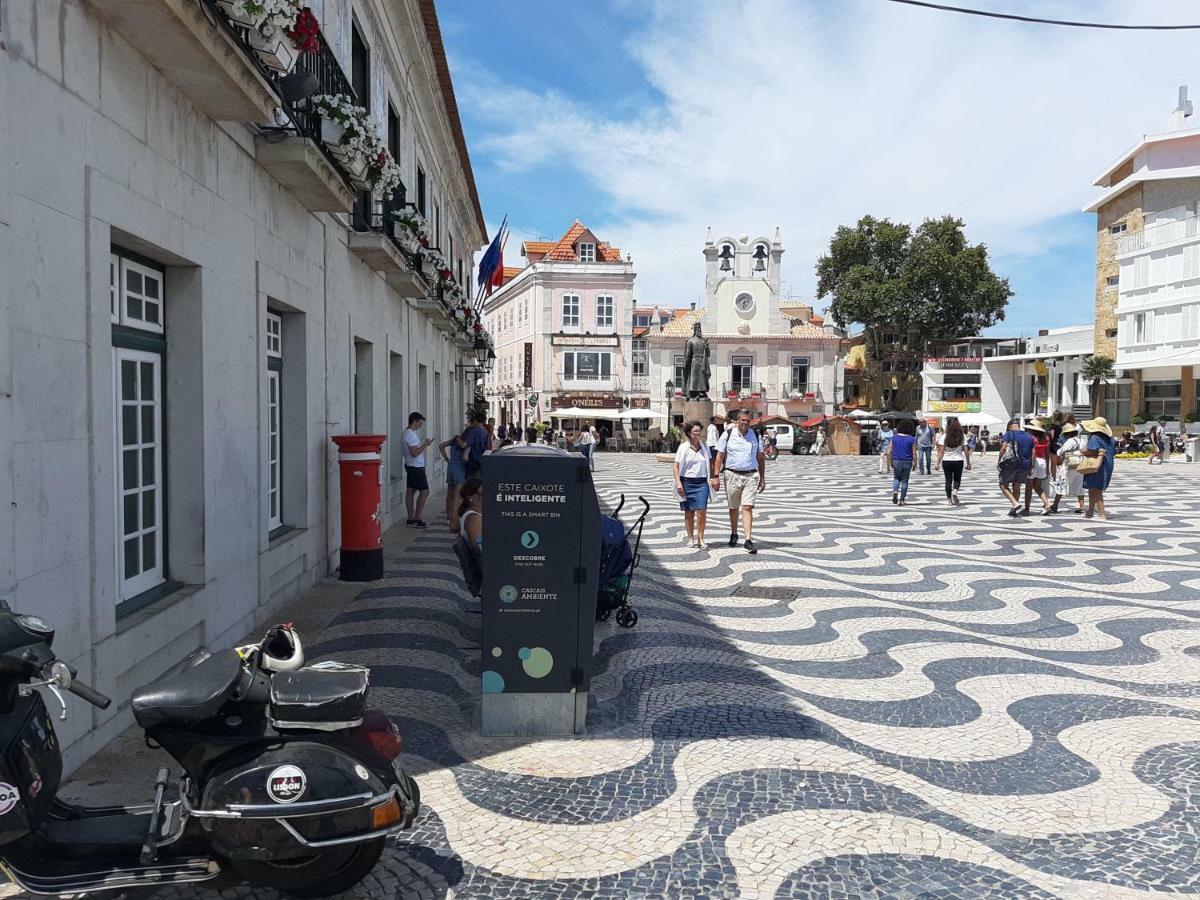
{"left": 697, "top": 540, "right": 707, "bottom": 550}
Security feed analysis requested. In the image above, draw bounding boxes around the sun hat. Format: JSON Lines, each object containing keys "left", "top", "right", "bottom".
{"left": 1061, "top": 423, "right": 1079, "bottom": 435}
{"left": 1080, "top": 417, "right": 1113, "bottom": 437}
{"left": 1023, "top": 421, "right": 1047, "bottom": 434}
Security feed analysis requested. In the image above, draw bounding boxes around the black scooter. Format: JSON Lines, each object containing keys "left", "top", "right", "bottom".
{"left": 0, "top": 605, "right": 420, "bottom": 897}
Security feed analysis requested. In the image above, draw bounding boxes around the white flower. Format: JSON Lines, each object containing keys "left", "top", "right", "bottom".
{"left": 258, "top": 0, "right": 303, "bottom": 38}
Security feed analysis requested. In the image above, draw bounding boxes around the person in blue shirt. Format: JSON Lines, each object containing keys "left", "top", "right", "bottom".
{"left": 887, "top": 419, "right": 917, "bottom": 505}
{"left": 710, "top": 409, "right": 766, "bottom": 554}
{"left": 998, "top": 419, "right": 1035, "bottom": 516}
{"left": 462, "top": 409, "right": 491, "bottom": 477}
{"left": 1080, "top": 416, "right": 1115, "bottom": 520}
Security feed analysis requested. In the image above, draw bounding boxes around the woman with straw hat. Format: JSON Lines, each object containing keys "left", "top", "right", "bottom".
{"left": 1023, "top": 421, "right": 1052, "bottom": 516}
{"left": 1080, "top": 417, "right": 1115, "bottom": 520}
{"left": 1052, "top": 423, "right": 1087, "bottom": 514}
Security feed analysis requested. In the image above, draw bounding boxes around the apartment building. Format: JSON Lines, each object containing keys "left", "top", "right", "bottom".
{"left": 1084, "top": 86, "right": 1200, "bottom": 428}
{"left": 0, "top": 0, "right": 486, "bottom": 767}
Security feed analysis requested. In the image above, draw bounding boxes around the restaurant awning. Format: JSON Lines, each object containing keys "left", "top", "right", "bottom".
{"left": 801, "top": 415, "right": 827, "bottom": 428}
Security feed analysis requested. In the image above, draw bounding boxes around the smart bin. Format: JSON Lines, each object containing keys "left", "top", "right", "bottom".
{"left": 479, "top": 445, "right": 601, "bottom": 735}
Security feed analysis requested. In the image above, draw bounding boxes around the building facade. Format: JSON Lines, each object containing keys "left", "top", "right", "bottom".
{"left": 0, "top": 0, "right": 486, "bottom": 768}
{"left": 1084, "top": 86, "right": 1200, "bottom": 428}
{"left": 919, "top": 326, "right": 1093, "bottom": 426}
{"left": 647, "top": 230, "right": 842, "bottom": 422}
{"left": 483, "top": 222, "right": 636, "bottom": 428}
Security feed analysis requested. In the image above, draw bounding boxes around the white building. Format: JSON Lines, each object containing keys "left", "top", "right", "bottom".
{"left": 920, "top": 325, "right": 1093, "bottom": 426}
{"left": 1084, "top": 86, "right": 1200, "bottom": 427}
{"left": 0, "top": 0, "right": 486, "bottom": 767}
{"left": 483, "top": 222, "right": 636, "bottom": 429}
{"left": 647, "top": 230, "right": 842, "bottom": 423}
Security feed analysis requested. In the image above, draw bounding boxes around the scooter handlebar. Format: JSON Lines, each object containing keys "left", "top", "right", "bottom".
{"left": 68, "top": 678, "right": 111, "bottom": 710}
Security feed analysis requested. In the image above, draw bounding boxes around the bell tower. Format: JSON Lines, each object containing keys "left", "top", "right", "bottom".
{"left": 702, "top": 229, "right": 785, "bottom": 336}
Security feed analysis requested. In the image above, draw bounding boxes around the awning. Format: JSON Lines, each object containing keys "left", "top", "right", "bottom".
{"left": 801, "top": 415, "right": 827, "bottom": 428}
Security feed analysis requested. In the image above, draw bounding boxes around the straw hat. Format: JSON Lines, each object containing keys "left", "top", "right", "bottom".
{"left": 1023, "top": 421, "right": 1047, "bottom": 434}
{"left": 1061, "top": 423, "right": 1079, "bottom": 435}
{"left": 1080, "top": 417, "right": 1113, "bottom": 437}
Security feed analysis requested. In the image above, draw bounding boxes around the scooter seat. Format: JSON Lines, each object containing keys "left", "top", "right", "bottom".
{"left": 131, "top": 649, "right": 242, "bottom": 728}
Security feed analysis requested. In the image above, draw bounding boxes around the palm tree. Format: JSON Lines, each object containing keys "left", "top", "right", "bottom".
{"left": 1081, "top": 354, "right": 1115, "bottom": 416}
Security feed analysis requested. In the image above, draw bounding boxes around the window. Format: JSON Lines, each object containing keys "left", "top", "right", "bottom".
{"left": 562, "top": 294, "right": 580, "bottom": 328}
{"left": 596, "top": 295, "right": 614, "bottom": 329}
{"left": 633, "top": 313, "right": 651, "bottom": 328}
{"left": 417, "top": 166, "right": 426, "bottom": 218}
{"left": 731, "top": 355, "right": 753, "bottom": 390}
{"left": 1106, "top": 328, "right": 1118, "bottom": 339}
{"left": 1104, "top": 382, "right": 1131, "bottom": 425}
{"left": 673, "top": 353, "right": 685, "bottom": 388}
{"left": 578, "top": 242, "right": 595, "bottom": 262}
{"left": 789, "top": 356, "right": 810, "bottom": 392}
{"left": 111, "top": 250, "right": 166, "bottom": 603}
{"left": 1109, "top": 222, "right": 1127, "bottom": 235}
{"left": 1142, "top": 380, "right": 1181, "bottom": 419}
{"left": 561, "top": 350, "right": 611, "bottom": 381}
{"left": 1134, "top": 312, "right": 1147, "bottom": 343}
{"left": 350, "top": 23, "right": 371, "bottom": 229}
{"left": 354, "top": 339, "right": 373, "bottom": 432}
{"left": 1106, "top": 275, "right": 1119, "bottom": 288}
{"left": 389, "top": 353, "right": 405, "bottom": 483}
{"left": 632, "top": 338, "right": 648, "bottom": 377}
{"left": 266, "top": 313, "right": 283, "bottom": 531}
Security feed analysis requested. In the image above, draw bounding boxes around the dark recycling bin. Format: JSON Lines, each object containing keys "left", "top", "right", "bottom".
{"left": 480, "top": 445, "right": 600, "bottom": 735}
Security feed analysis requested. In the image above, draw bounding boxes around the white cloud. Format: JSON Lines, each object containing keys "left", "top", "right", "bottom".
{"left": 462, "top": 0, "right": 1200, "bottom": 312}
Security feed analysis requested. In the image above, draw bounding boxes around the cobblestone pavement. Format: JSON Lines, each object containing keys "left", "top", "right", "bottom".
{"left": 9, "top": 455, "right": 1200, "bottom": 898}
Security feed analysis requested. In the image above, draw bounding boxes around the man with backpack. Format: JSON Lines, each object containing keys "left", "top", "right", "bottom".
{"left": 710, "top": 408, "right": 766, "bottom": 554}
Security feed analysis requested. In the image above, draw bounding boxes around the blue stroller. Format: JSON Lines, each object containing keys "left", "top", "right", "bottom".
{"left": 596, "top": 495, "right": 649, "bottom": 628}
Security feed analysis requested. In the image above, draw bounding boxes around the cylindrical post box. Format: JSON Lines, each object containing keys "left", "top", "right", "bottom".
{"left": 332, "top": 434, "right": 387, "bottom": 581}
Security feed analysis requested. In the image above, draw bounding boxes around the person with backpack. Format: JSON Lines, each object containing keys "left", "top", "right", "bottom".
{"left": 710, "top": 408, "right": 766, "bottom": 554}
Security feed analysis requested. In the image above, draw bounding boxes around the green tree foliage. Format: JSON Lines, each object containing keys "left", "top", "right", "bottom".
{"left": 1081, "top": 354, "right": 1115, "bottom": 416}
{"left": 817, "top": 215, "right": 1012, "bottom": 411}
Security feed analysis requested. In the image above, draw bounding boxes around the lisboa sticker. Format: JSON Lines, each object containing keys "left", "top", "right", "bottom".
{"left": 0, "top": 783, "right": 19, "bottom": 816}
{"left": 499, "top": 585, "right": 519, "bottom": 604}
{"left": 267, "top": 765, "right": 307, "bottom": 804}
{"left": 520, "top": 530, "right": 540, "bottom": 549}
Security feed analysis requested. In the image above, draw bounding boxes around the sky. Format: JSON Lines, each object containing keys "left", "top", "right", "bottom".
{"left": 441, "top": 0, "right": 1200, "bottom": 336}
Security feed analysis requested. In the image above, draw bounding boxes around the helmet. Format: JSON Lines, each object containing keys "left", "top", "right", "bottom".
{"left": 259, "top": 624, "right": 304, "bottom": 672}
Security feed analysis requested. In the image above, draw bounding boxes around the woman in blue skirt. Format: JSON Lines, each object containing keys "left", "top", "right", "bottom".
{"left": 1080, "top": 417, "right": 1115, "bottom": 520}
{"left": 673, "top": 420, "right": 712, "bottom": 549}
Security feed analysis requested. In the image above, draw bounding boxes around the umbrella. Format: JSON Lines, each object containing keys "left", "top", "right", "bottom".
{"left": 550, "top": 407, "right": 594, "bottom": 418}
{"left": 622, "top": 409, "right": 670, "bottom": 420}
{"left": 954, "top": 412, "right": 1005, "bottom": 427}
{"left": 846, "top": 409, "right": 876, "bottom": 419}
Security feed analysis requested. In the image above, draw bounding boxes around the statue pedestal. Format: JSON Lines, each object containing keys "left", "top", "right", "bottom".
{"left": 681, "top": 399, "right": 714, "bottom": 425}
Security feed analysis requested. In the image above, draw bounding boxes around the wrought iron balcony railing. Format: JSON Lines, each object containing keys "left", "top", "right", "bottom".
{"left": 780, "top": 383, "right": 820, "bottom": 401}
{"left": 721, "top": 382, "right": 766, "bottom": 400}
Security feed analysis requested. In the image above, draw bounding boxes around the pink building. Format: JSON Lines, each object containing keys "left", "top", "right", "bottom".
{"left": 483, "top": 222, "right": 636, "bottom": 430}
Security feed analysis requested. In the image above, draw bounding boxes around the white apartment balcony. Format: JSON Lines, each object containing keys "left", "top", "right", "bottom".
{"left": 1115, "top": 214, "right": 1200, "bottom": 258}
{"left": 554, "top": 374, "right": 622, "bottom": 393}
{"left": 629, "top": 375, "right": 650, "bottom": 393}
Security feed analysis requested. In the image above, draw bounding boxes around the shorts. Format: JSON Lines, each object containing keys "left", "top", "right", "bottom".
{"left": 998, "top": 461, "right": 1028, "bottom": 485}
{"left": 1031, "top": 457, "right": 1048, "bottom": 480}
{"left": 724, "top": 470, "right": 759, "bottom": 509}
{"left": 447, "top": 457, "right": 466, "bottom": 487}
{"left": 405, "top": 465, "right": 429, "bottom": 492}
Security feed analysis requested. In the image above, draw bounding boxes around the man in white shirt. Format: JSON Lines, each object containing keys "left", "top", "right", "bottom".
{"left": 710, "top": 409, "right": 766, "bottom": 554}
{"left": 706, "top": 417, "right": 720, "bottom": 476}
{"left": 575, "top": 424, "right": 595, "bottom": 471}
{"left": 403, "top": 411, "right": 434, "bottom": 528}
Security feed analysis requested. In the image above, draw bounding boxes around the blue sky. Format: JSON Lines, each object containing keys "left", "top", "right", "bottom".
{"left": 441, "top": 0, "right": 1200, "bottom": 336}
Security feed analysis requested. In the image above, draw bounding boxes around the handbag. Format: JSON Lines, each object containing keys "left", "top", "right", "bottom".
{"left": 1076, "top": 454, "right": 1102, "bottom": 476}
{"left": 998, "top": 441, "right": 1017, "bottom": 465}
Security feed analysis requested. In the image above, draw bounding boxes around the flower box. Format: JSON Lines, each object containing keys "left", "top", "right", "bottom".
{"left": 247, "top": 28, "right": 299, "bottom": 74}
{"left": 217, "top": 0, "right": 268, "bottom": 28}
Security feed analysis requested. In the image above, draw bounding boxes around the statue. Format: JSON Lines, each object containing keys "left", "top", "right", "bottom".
{"left": 681, "top": 322, "right": 711, "bottom": 399}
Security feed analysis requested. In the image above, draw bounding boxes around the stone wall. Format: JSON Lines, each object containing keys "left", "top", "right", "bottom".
{"left": 1094, "top": 187, "right": 1143, "bottom": 360}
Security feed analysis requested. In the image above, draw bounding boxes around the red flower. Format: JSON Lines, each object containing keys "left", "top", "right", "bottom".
{"left": 439, "top": 267, "right": 452, "bottom": 281}
{"left": 419, "top": 236, "right": 429, "bottom": 248}
{"left": 473, "top": 322, "right": 482, "bottom": 333}
{"left": 286, "top": 8, "right": 321, "bottom": 54}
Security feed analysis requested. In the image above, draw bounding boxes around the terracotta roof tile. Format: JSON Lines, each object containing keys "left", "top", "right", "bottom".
{"left": 523, "top": 223, "right": 625, "bottom": 263}
{"left": 522, "top": 241, "right": 555, "bottom": 256}
{"left": 500, "top": 266, "right": 523, "bottom": 284}
{"left": 790, "top": 323, "right": 831, "bottom": 337}
{"left": 659, "top": 309, "right": 704, "bottom": 336}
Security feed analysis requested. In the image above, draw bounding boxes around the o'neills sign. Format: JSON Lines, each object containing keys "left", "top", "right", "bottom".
{"left": 926, "top": 357, "right": 982, "bottom": 370}
{"left": 552, "top": 394, "right": 621, "bottom": 409}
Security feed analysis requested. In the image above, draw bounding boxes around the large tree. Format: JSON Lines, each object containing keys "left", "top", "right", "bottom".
{"left": 817, "top": 215, "right": 1012, "bottom": 411}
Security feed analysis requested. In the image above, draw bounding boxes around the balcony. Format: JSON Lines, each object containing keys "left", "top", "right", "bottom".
{"left": 1116, "top": 215, "right": 1200, "bottom": 256}
{"left": 629, "top": 375, "right": 650, "bottom": 393}
{"left": 86, "top": 0, "right": 278, "bottom": 122}
{"left": 721, "top": 382, "right": 766, "bottom": 402}
{"left": 780, "top": 383, "right": 820, "bottom": 402}
{"left": 555, "top": 374, "right": 622, "bottom": 393}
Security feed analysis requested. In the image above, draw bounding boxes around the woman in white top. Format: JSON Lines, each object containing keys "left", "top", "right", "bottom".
{"left": 1054, "top": 423, "right": 1087, "bottom": 514}
{"left": 935, "top": 417, "right": 970, "bottom": 506}
{"left": 457, "top": 476, "right": 483, "bottom": 556}
{"left": 673, "top": 420, "right": 712, "bottom": 549}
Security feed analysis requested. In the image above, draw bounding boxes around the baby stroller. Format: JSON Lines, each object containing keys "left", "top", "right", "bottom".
{"left": 596, "top": 495, "right": 650, "bottom": 628}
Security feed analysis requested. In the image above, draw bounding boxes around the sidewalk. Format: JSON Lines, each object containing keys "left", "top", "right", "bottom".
{"left": 54, "top": 515, "right": 434, "bottom": 808}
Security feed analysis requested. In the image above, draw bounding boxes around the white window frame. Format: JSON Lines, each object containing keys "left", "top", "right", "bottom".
{"left": 631, "top": 338, "right": 648, "bottom": 377}
{"left": 790, "top": 355, "right": 810, "bottom": 391}
{"left": 672, "top": 353, "right": 685, "bottom": 388}
{"left": 1106, "top": 274, "right": 1119, "bottom": 288}
{"left": 1109, "top": 222, "right": 1127, "bottom": 235}
{"left": 267, "top": 369, "right": 282, "bottom": 530}
{"left": 561, "top": 350, "right": 611, "bottom": 381}
{"left": 731, "top": 354, "right": 754, "bottom": 390}
{"left": 113, "top": 347, "right": 164, "bottom": 600}
{"left": 562, "top": 293, "right": 580, "bottom": 328}
{"left": 1133, "top": 312, "right": 1147, "bottom": 344}
{"left": 578, "top": 242, "right": 595, "bottom": 262}
{"left": 109, "top": 253, "right": 120, "bottom": 323}
{"left": 266, "top": 312, "right": 282, "bottom": 358}
{"left": 116, "top": 258, "right": 164, "bottom": 333}
{"left": 596, "top": 294, "right": 614, "bottom": 329}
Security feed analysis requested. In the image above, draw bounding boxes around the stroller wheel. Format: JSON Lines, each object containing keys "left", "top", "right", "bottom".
{"left": 616, "top": 607, "right": 638, "bottom": 628}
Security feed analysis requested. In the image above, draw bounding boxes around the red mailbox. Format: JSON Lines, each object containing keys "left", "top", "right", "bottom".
{"left": 332, "top": 434, "right": 386, "bottom": 581}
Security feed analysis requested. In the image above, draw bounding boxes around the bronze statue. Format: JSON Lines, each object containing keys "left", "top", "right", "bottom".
{"left": 681, "top": 322, "right": 711, "bottom": 399}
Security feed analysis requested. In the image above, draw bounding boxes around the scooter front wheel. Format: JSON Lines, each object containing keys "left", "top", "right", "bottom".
{"left": 230, "top": 837, "right": 385, "bottom": 898}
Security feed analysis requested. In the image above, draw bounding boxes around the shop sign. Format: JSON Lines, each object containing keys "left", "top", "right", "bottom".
{"left": 523, "top": 343, "right": 533, "bottom": 387}
{"left": 928, "top": 400, "right": 981, "bottom": 413}
{"left": 926, "top": 357, "right": 982, "bottom": 370}
{"left": 551, "top": 334, "right": 620, "bottom": 347}
{"left": 552, "top": 394, "right": 622, "bottom": 409}
{"left": 629, "top": 397, "right": 650, "bottom": 409}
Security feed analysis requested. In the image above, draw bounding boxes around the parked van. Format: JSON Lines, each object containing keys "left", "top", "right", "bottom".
{"left": 771, "top": 422, "right": 795, "bottom": 453}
